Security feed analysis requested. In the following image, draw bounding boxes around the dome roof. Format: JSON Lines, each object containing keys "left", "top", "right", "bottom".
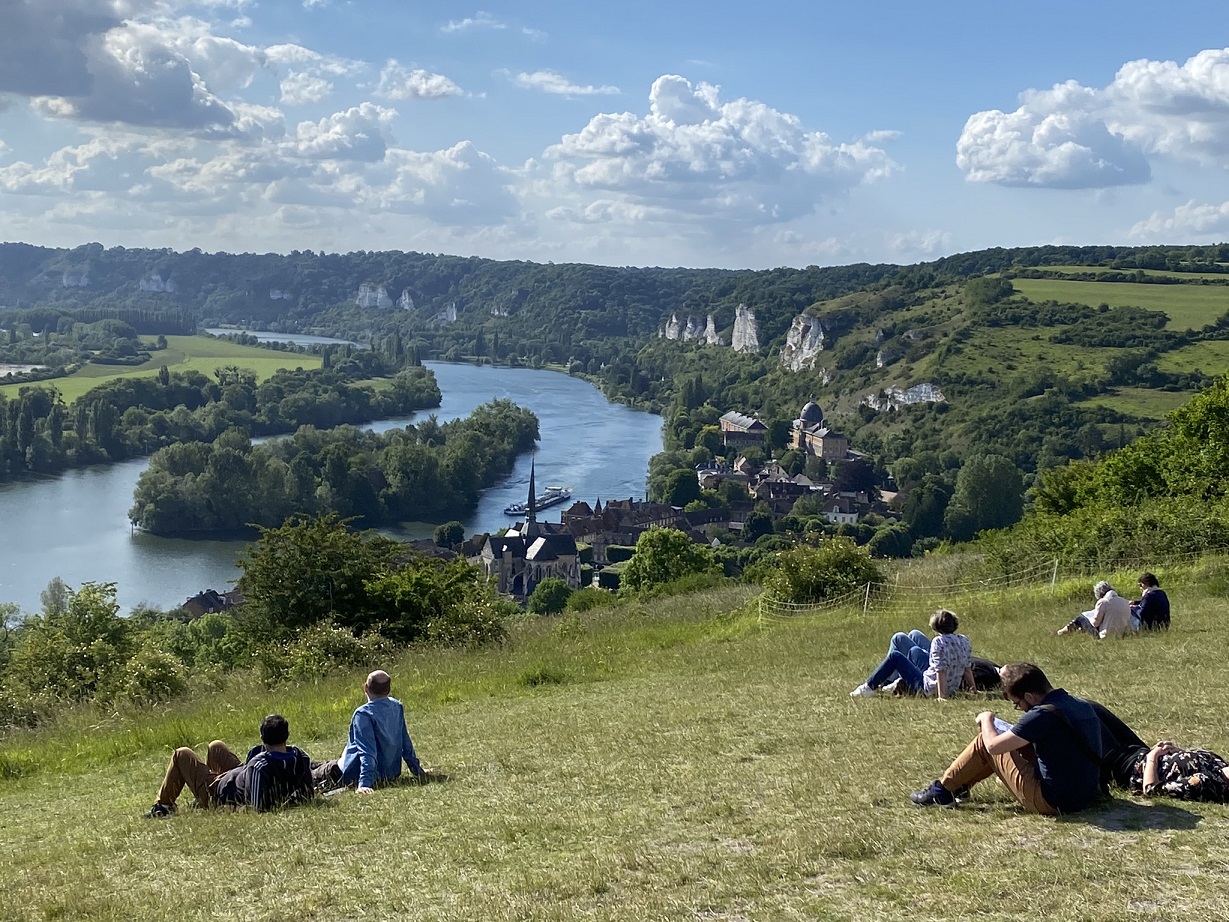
{"left": 799, "top": 401, "right": 824, "bottom": 423}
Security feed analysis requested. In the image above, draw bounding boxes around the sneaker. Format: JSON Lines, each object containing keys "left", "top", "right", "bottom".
{"left": 909, "top": 780, "right": 956, "bottom": 808}
{"left": 143, "top": 802, "right": 175, "bottom": 819}
{"left": 882, "top": 678, "right": 906, "bottom": 697}
{"left": 849, "top": 683, "right": 876, "bottom": 698}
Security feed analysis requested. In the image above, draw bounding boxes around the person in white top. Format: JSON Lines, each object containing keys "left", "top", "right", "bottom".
{"left": 1055, "top": 581, "right": 1133, "bottom": 639}
{"left": 850, "top": 609, "right": 974, "bottom": 699}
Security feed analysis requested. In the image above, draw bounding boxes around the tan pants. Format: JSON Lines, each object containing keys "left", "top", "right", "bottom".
{"left": 940, "top": 733, "right": 1057, "bottom": 815}
{"left": 156, "top": 741, "right": 242, "bottom": 808}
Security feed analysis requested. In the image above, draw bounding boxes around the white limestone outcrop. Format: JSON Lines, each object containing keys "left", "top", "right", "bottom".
{"left": 435, "top": 302, "right": 458, "bottom": 324}
{"left": 780, "top": 314, "right": 825, "bottom": 371}
{"left": 62, "top": 271, "right": 90, "bottom": 288}
{"left": 357, "top": 284, "right": 393, "bottom": 309}
{"left": 139, "top": 273, "right": 177, "bottom": 293}
{"left": 270, "top": 289, "right": 292, "bottom": 300}
{"left": 398, "top": 289, "right": 414, "bottom": 310}
{"left": 861, "top": 383, "right": 946, "bottom": 411}
{"left": 731, "top": 303, "right": 759, "bottom": 353}
{"left": 704, "top": 313, "right": 723, "bottom": 345}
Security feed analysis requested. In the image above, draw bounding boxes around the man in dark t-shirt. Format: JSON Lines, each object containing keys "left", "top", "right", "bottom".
{"left": 910, "top": 662, "right": 1104, "bottom": 814}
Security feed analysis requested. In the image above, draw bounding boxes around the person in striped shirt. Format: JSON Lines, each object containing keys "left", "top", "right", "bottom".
{"left": 144, "top": 714, "right": 314, "bottom": 817}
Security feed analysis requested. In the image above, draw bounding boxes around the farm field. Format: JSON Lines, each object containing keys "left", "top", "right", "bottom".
{"left": 1079, "top": 386, "right": 1195, "bottom": 420}
{"left": 1155, "top": 341, "right": 1229, "bottom": 375}
{"left": 1028, "top": 265, "right": 1229, "bottom": 281}
{"left": 0, "top": 335, "right": 321, "bottom": 402}
{"left": 1011, "top": 278, "right": 1229, "bottom": 330}
{"left": 4, "top": 565, "right": 1229, "bottom": 922}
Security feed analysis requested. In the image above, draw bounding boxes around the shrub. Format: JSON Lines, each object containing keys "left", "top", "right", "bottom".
{"left": 566, "top": 587, "right": 617, "bottom": 613}
{"left": 606, "top": 545, "right": 636, "bottom": 563}
{"left": 762, "top": 539, "right": 883, "bottom": 604}
{"left": 528, "top": 578, "right": 573, "bottom": 615}
{"left": 122, "top": 646, "right": 188, "bottom": 703}
{"left": 422, "top": 598, "right": 511, "bottom": 649}
{"left": 283, "top": 621, "right": 388, "bottom": 682}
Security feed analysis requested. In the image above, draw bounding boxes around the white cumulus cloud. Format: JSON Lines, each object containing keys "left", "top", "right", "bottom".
{"left": 511, "top": 70, "right": 619, "bottom": 97}
{"left": 1131, "top": 199, "right": 1229, "bottom": 240}
{"left": 377, "top": 62, "right": 463, "bottom": 100}
{"left": 536, "top": 75, "right": 895, "bottom": 228}
{"left": 441, "top": 11, "right": 506, "bottom": 33}
{"left": 959, "top": 46, "right": 1229, "bottom": 189}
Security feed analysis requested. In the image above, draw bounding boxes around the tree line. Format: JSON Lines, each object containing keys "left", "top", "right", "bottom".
{"left": 0, "top": 362, "right": 441, "bottom": 482}
{"left": 128, "top": 398, "right": 539, "bottom": 535}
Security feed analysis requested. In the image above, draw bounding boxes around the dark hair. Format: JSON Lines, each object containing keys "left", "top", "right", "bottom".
{"left": 929, "top": 608, "right": 959, "bottom": 634}
{"left": 367, "top": 672, "right": 392, "bottom": 697}
{"left": 1139, "top": 572, "right": 1159, "bottom": 588}
{"left": 259, "top": 713, "right": 290, "bottom": 746}
{"left": 999, "top": 662, "right": 1052, "bottom": 699}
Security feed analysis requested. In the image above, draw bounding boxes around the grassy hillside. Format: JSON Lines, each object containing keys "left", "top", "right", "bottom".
{"left": 0, "top": 335, "right": 322, "bottom": 401}
{"left": 4, "top": 563, "right": 1228, "bottom": 921}
{"left": 1010, "top": 277, "right": 1229, "bottom": 330}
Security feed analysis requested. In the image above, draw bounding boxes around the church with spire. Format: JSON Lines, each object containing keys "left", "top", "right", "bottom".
{"left": 478, "top": 459, "right": 582, "bottom": 603}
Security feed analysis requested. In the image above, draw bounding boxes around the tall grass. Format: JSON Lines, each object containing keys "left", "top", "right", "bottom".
{"left": 3, "top": 579, "right": 1228, "bottom": 921}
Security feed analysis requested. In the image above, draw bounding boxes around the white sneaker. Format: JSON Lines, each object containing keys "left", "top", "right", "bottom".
{"left": 849, "top": 683, "right": 875, "bottom": 698}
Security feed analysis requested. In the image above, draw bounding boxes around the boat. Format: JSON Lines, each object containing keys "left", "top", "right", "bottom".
{"left": 504, "top": 485, "right": 572, "bottom": 516}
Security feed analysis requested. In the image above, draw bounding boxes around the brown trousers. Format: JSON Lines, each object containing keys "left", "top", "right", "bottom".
{"left": 940, "top": 732, "right": 1057, "bottom": 815}
{"left": 156, "top": 741, "right": 242, "bottom": 808}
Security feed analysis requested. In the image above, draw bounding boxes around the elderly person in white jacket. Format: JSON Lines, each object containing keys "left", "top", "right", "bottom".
{"left": 1055, "top": 581, "right": 1134, "bottom": 639}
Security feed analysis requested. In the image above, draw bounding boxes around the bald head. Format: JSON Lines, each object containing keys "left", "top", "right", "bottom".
{"left": 365, "top": 670, "right": 392, "bottom": 698}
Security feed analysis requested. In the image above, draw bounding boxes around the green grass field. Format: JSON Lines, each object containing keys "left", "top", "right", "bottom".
{"left": 1155, "top": 341, "right": 1229, "bottom": 376}
{"left": 1011, "top": 278, "right": 1229, "bottom": 330}
{"left": 1079, "top": 386, "right": 1195, "bottom": 419}
{"left": 1030, "top": 265, "right": 1229, "bottom": 282}
{"left": 4, "top": 563, "right": 1229, "bottom": 921}
{"left": 0, "top": 335, "right": 322, "bottom": 402}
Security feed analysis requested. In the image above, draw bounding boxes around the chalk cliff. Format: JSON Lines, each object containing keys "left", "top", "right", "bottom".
{"left": 731, "top": 304, "right": 759, "bottom": 354}
{"left": 780, "top": 314, "right": 825, "bottom": 371}
{"left": 357, "top": 284, "right": 393, "bottom": 309}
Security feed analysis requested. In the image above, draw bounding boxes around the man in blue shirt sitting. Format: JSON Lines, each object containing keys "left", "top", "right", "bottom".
{"left": 910, "top": 662, "right": 1104, "bottom": 814}
{"left": 316, "top": 670, "right": 428, "bottom": 795}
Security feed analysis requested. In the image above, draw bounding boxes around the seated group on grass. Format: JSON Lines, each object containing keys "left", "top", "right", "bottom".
{"left": 1055, "top": 573, "right": 1171, "bottom": 639}
{"left": 144, "top": 669, "right": 427, "bottom": 819}
{"left": 909, "top": 661, "right": 1229, "bottom": 812}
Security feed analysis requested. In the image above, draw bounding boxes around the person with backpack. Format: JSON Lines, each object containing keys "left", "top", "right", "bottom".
{"left": 144, "top": 714, "right": 314, "bottom": 818}
{"left": 910, "top": 662, "right": 1104, "bottom": 814}
{"left": 313, "top": 670, "right": 427, "bottom": 795}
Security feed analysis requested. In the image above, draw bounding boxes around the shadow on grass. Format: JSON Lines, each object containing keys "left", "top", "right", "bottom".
{"left": 1060, "top": 798, "right": 1201, "bottom": 831}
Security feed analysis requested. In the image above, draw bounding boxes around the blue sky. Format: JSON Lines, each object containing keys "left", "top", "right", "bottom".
{"left": 1, "top": 1, "right": 1227, "bottom": 269}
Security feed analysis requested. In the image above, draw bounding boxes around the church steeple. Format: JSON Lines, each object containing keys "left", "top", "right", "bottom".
{"left": 525, "top": 457, "right": 540, "bottom": 538}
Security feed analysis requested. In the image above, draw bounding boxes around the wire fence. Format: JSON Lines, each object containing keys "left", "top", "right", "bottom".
{"left": 757, "top": 546, "right": 1227, "bottom": 626}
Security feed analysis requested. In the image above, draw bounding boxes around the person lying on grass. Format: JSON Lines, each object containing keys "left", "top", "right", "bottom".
{"left": 910, "top": 662, "right": 1104, "bottom": 814}
{"left": 1105, "top": 739, "right": 1229, "bottom": 802}
{"left": 312, "top": 669, "right": 429, "bottom": 795}
{"left": 144, "top": 713, "right": 314, "bottom": 818}
{"left": 1055, "top": 580, "right": 1133, "bottom": 639}
{"left": 849, "top": 608, "right": 974, "bottom": 700}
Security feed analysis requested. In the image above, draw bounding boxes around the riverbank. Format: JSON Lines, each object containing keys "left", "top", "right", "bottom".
{"left": 0, "top": 363, "right": 663, "bottom": 614}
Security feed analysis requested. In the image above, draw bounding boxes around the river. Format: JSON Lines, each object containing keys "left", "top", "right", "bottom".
{"left": 0, "top": 361, "right": 663, "bottom": 614}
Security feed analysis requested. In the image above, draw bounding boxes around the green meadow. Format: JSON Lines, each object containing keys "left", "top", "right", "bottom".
{"left": 1011, "top": 278, "right": 1229, "bottom": 330}
{"left": 0, "top": 335, "right": 321, "bottom": 402}
{"left": 1030, "top": 266, "right": 1229, "bottom": 282}
{"left": 1080, "top": 387, "right": 1197, "bottom": 420}
{"left": 4, "top": 562, "right": 1229, "bottom": 922}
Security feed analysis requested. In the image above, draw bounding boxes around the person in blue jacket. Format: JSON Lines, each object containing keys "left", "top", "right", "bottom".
{"left": 316, "top": 670, "right": 428, "bottom": 794}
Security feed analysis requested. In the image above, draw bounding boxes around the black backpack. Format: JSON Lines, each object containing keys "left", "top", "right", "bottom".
{"left": 969, "top": 657, "right": 1002, "bottom": 691}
